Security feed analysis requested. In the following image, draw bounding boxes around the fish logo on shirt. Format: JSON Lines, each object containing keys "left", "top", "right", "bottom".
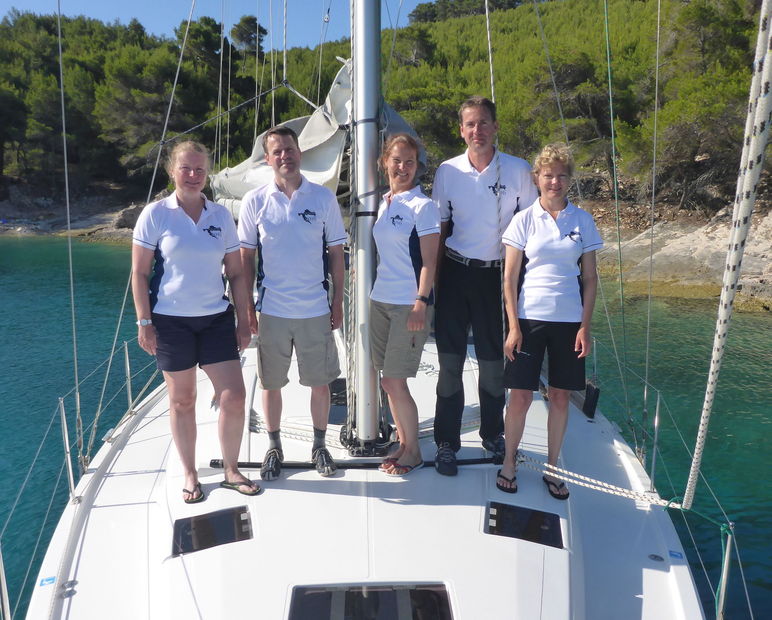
{"left": 488, "top": 181, "right": 507, "bottom": 197}
{"left": 564, "top": 230, "right": 582, "bottom": 243}
{"left": 203, "top": 225, "right": 222, "bottom": 239}
{"left": 390, "top": 214, "right": 404, "bottom": 227}
{"left": 298, "top": 209, "right": 317, "bottom": 223}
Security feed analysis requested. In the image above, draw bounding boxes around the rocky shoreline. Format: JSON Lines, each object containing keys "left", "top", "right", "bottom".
{"left": 2, "top": 188, "right": 770, "bottom": 312}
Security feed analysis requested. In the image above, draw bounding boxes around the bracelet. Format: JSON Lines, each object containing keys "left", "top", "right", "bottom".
{"left": 415, "top": 295, "right": 429, "bottom": 304}
{"left": 136, "top": 318, "right": 153, "bottom": 326}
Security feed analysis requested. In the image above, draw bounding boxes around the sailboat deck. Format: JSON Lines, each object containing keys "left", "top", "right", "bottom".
{"left": 27, "top": 342, "right": 703, "bottom": 619}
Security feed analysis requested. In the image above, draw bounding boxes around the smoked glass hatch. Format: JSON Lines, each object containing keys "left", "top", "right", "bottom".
{"left": 289, "top": 583, "right": 453, "bottom": 620}
{"left": 486, "top": 501, "right": 563, "bottom": 549}
{"left": 171, "top": 505, "right": 252, "bottom": 556}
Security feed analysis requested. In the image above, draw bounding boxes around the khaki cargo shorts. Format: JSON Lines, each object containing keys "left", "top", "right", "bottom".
{"left": 256, "top": 312, "right": 340, "bottom": 389}
{"left": 369, "top": 299, "right": 433, "bottom": 378}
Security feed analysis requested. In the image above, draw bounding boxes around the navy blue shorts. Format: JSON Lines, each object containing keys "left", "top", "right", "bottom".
{"left": 503, "top": 319, "right": 585, "bottom": 392}
{"left": 152, "top": 306, "right": 240, "bottom": 372}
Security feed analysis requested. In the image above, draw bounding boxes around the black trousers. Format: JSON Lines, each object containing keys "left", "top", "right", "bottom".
{"left": 434, "top": 256, "right": 505, "bottom": 451}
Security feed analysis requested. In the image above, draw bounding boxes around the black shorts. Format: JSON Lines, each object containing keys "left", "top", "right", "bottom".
{"left": 152, "top": 306, "right": 240, "bottom": 372}
{"left": 503, "top": 319, "right": 585, "bottom": 392}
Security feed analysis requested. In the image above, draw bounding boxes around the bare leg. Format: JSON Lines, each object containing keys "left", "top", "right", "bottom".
{"left": 381, "top": 377, "right": 421, "bottom": 468}
{"left": 262, "top": 388, "right": 283, "bottom": 432}
{"left": 309, "top": 384, "right": 331, "bottom": 431}
{"left": 545, "top": 387, "right": 570, "bottom": 497}
{"left": 202, "top": 360, "right": 255, "bottom": 490}
{"left": 500, "top": 388, "right": 532, "bottom": 489}
{"left": 164, "top": 368, "right": 201, "bottom": 500}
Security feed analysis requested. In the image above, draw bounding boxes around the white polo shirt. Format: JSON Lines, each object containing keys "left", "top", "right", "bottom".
{"left": 502, "top": 199, "right": 603, "bottom": 323}
{"left": 238, "top": 175, "right": 347, "bottom": 319}
{"left": 371, "top": 186, "right": 440, "bottom": 305}
{"left": 433, "top": 149, "right": 538, "bottom": 261}
{"left": 132, "top": 194, "right": 240, "bottom": 317}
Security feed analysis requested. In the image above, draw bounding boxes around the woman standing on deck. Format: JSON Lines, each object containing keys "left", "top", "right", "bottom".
{"left": 370, "top": 133, "right": 440, "bottom": 475}
{"left": 497, "top": 143, "right": 603, "bottom": 497}
{"left": 131, "top": 140, "right": 259, "bottom": 503}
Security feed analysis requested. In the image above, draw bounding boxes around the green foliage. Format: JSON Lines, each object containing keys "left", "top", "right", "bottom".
{"left": 0, "top": 1, "right": 763, "bottom": 208}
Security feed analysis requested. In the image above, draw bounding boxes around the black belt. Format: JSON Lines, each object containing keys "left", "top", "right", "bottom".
{"left": 445, "top": 247, "right": 501, "bottom": 268}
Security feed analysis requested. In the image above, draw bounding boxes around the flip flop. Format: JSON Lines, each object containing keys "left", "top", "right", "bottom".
{"left": 385, "top": 460, "right": 424, "bottom": 476}
{"left": 182, "top": 482, "right": 205, "bottom": 504}
{"left": 220, "top": 479, "right": 261, "bottom": 496}
{"left": 543, "top": 475, "right": 569, "bottom": 500}
{"left": 379, "top": 457, "right": 399, "bottom": 471}
{"left": 496, "top": 469, "right": 518, "bottom": 494}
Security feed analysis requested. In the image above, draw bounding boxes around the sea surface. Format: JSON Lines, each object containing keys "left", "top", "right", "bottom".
{"left": 0, "top": 236, "right": 769, "bottom": 618}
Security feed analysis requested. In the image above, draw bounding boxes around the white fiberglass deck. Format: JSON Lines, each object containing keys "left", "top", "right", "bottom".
{"left": 27, "top": 343, "right": 703, "bottom": 619}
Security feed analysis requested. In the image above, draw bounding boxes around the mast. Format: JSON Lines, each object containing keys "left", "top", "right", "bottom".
{"left": 350, "top": 0, "right": 381, "bottom": 446}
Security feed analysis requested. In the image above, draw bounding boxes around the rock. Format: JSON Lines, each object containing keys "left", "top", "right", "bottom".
{"left": 598, "top": 208, "right": 772, "bottom": 307}
{"left": 113, "top": 204, "right": 144, "bottom": 229}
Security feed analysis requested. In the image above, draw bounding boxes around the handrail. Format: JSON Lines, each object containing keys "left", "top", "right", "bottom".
{"left": 0, "top": 542, "right": 10, "bottom": 620}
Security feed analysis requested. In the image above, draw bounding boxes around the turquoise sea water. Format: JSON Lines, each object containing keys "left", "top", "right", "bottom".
{"left": 0, "top": 236, "right": 769, "bottom": 617}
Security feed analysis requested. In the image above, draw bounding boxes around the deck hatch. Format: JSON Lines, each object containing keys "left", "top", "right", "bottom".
{"left": 288, "top": 583, "right": 453, "bottom": 619}
{"left": 486, "top": 501, "right": 563, "bottom": 549}
{"left": 171, "top": 505, "right": 252, "bottom": 557}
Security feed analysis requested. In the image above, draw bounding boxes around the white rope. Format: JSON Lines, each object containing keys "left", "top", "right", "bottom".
{"left": 682, "top": 0, "right": 771, "bottom": 510}
{"left": 517, "top": 451, "right": 682, "bottom": 508}
{"left": 55, "top": 0, "right": 84, "bottom": 473}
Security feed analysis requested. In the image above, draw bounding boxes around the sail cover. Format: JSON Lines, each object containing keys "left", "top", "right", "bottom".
{"left": 210, "top": 59, "right": 425, "bottom": 220}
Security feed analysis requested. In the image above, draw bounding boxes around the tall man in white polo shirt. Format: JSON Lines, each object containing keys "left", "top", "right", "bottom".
{"left": 432, "top": 96, "right": 539, "bottom": 476}
{"left": 239, "top": 126, "right": 346, "bottom": 480}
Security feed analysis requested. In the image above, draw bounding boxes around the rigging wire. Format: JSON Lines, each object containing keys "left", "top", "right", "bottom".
{"left": 216, "top": 1, "right": 227, "bottom": 168}
{"left": 227, "top": 29, "right": 233, "bottom": 168}
{"left": 54, "top": 0, "right": 84, "bottom": 474}
{"left": 483, "top": 0, "right": 495, "bottom": 103}
{"left": 254, "top": 0, "right": 262, "bottom": 142}
{"left": 10, "top": 461, "right": 66, "bottom": 618}
{"left": 269, "top": 0, "right": 276, "bottom": 125}
{"left": 642, "top": 0, "right": 663, "bottom": 459}
{"left": 383, "top": 0, "right": 404, "bottom": 95}
{"left": 315, "top": 1, "right": 332, "bottom": 105}
{"left": 530, "top": 0, "right": 580, "bottom": 200}
{"left": 85, "top": 1, "right": 198, "bottom": 465}
{"left": 602, "top": 0, "right": 632, "bottom": 442}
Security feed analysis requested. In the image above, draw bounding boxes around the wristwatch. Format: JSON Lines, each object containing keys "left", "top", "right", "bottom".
{"left": 415, "top": 295, "right": 430, "bottom": 304}
{"left": 136, "top": 318, "right": 153, "bottom": 326}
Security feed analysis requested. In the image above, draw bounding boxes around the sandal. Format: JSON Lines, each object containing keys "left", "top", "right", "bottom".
{"left": 379, "top": 457, "right": 398, "bottom": 471}
{"left": 312, "top": 447, "right": 338, "bottom": 477}
{"left": 385, "top": 460, "right": 424, "bottom": 476}
{"left": 495, "top": 469, "right": 517, "bottom": 494}
{"left": 260, "top": 448, "right": 283, "bottom": 481}
{"left": 220, "top": 478, "right": 261, "bottom": 496}
{"left": 182, "top": 482, "right": 205, "bottom": 504}
{"left": 543, "top": 475, "right": 569, "bottom": 500}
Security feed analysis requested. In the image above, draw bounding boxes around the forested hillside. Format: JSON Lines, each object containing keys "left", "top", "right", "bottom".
{"left": 0, "top": 0, "right": 764, "bottom": 211}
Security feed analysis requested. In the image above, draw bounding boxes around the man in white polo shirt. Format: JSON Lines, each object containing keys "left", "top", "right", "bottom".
{"left": 239, "top": 126, "right": 346, "bottom": 481}
{"left": 432, "top": 96, "right": 538, "bottom": 476}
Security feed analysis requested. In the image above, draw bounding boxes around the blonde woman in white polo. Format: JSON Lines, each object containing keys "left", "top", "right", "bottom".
{"left": 370, "top": 133, "right": 440, "bottom": 475}
{"left": 498, "top": 143, "right": 603, "bottom": 498}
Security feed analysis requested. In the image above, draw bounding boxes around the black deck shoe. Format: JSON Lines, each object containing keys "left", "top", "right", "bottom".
{"left": 260, "top": 448, "right": 283, "bottom": 481}
{"left": 482, "top": 434, "right": 506, "bottom": 464}
{"left": 434, "top": 442, "right": 458, "bottom": 476}
{"left": 312, "top": 447, "right": 338, "bottom": 477}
